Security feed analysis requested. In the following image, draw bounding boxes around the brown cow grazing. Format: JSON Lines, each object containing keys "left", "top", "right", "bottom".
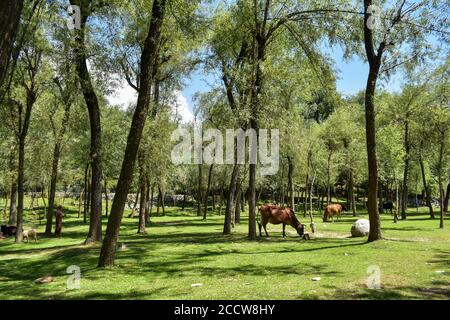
{"left": 258, "top": 204, "right": 305, "bottom": 238}
{"left": 323, "top": 204, "right": 345, "bottom": 222}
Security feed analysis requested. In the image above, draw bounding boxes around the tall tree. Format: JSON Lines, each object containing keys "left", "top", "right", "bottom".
{"left": 14, "top": 42, "right": 42, "bottom": 242}
{"left": 361, "top": 0, "right": 445, "bottom": 241}
{"left": 98, "top": 0, "right": 167, "bottom": 268}
{"left": 70, "top": 0, "right": 103, "bottom": 244}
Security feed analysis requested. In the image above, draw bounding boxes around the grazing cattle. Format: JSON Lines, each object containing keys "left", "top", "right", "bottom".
{"left": 1, "top": 225, "right": 17, "bottom": 237}
{"left": 258, "top": 204, "right": 305, "bottom": 238}
{"left": 23, "top": 229, "right": 38, "bottom": 242}
{"left": 323, "top": 204, "right": 344, "bottom": 222}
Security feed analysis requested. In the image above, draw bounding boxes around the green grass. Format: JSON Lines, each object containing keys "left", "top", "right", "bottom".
{"left": 0, "top": 198, "right": 449, "bottom": 300}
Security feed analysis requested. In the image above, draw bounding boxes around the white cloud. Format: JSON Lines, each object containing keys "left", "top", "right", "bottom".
{"left": 107, "top": 77, "right": 137, "bottom": 108}
{"left": 172, "top": 90, "right": 194, "bottom": 124}
{"left": 106, "top": 79, "right": 194, "bottom": 123}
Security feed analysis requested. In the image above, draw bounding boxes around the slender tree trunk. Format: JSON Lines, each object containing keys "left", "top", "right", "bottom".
{"left": 203, "top": 164, "right": 213, "bottom": 220}
{"left": 304, "top": 173, "right": 309, "bottom": 218}
{"left": 288, "top": 156, "right": 295, "bottom": 210}
{"left": 310, "top": 172, "right": 316, "bottom": 221}
{"left": 70, "top": 0, "right": 103, "bottom": 244}
{"left": 9, "top": 182, "right": 17, "bottom": 225}
{"left": 235, "top": 177, "right": 242, "bottom": 224}
{"left": 83, "top": 163, "right": 90, "bottom": 223}
{"left": 98, "top": 0, "right": 167, "bottom": 267}
{"left": 444, "top": 182, "right": 449, "bottom": 213}
{"left": 363, "top": 2, "right": 382, "bottom": 241}
{"left": 138, "top": 149, "right": 146, "bottom": 233}
{"left": 326, "top": 151, "right": 332, "bottom": 204}
{"left": 104, "top": 179, "right": 108, "bottom": 218}
{"left": 145, "top": 178, "right": 150, "bottom": 223}
{"left": 224, "top": 164, "right": 239, "bottom": 234}
{"left": 0, "top": 0, "right": 24, "bottom": 88}
{"left": 149, "top": 185, "right": 154, "bottom": 217}
{"left": 394, "top": 175, "right": 399, "bottom": 223}
{"left": 401, "top": 116, "right": 410, "bottom": 220}
{"left": 160, "top": 186, "right": 165, "bottom": 216}
{"left": 3, "top": 191, "right": 8, "bottom": 221}
{"left": 419, "top": 154, "right": 434, "bottom": 218}
{"left": 46, "top": 143, "right": 60, "bottom": 234}
{"left": 197, "top": 164, "right": 202, "bottom": 216}
{"left": 438, "top": 134, "right": 445, "bottom": 229}
{"left": 16, "top": 137, "right": 25, "bottom": 242}
{"left": 156, "top": 189, "right": 160, "bottom": 216}
{"left": 350, "top": 168, "right": 356, "bottom": 216}
{"left": 41, "top": 187, "right": 47, "bottom": 224}
{"left": 78, "top": 187, "right": 83, "bottom": 218}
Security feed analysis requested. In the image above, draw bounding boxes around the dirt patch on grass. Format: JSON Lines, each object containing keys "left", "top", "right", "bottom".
{"left": 313, "top": 231, "right": 350, "bottom": 239}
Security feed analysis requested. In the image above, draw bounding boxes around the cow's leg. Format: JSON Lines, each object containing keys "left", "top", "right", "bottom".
{"left": 282, "top": 223, "right": 286, "bottom": 238}
{"left": 263, "top": 222, "right": 269, "bottom": 237}
{"left": 258, "top": 221, "right": 262, "bottom": 237}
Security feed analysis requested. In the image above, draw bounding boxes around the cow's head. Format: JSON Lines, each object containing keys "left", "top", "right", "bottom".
{"left": 296, "top": 224, "right": 306, "bottom": 237}
{"left": 322, "top": 214, "right": 328, "bottom": 222}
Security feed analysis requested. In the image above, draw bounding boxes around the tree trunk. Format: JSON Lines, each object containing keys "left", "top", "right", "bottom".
{"left": 310, "top": 173, "right": 316, "bottom": 221}
{"left": 304, "top": 173, "right": 309, "bottom": 218}
{"left": 145, "top": 178, "right": 150, "bottom": 223}
{"left": 326, "top": 151, "right": 332, "bottom": 204}
{"left": 224, "top": 164, "right": 239, "bottom": 234}
{"left": 3, "top": 191, "right": 8, "bottom": 221}
{"left": 41, "top": 188, "right": 47, "bottom": 224}
{"left": 349, "top": 168, "right": 356, "bottom": 216}
{"left": 363, "top": 0, "right": 382, "bottom": 241}
{"left": 288, "top": 156, "right": 295, "bottom": 210}
{"left": 197, "top": 164, "right": 203, "bottom": 216}
{"left": 0, "top": 0, "right": 23, "bottom": 88}
{"left": 138, "top": 149, "right": 146, "bottom": 233}
{"left": 438, "top": 134, "right": 445, "bottom": 229}
{"left": 70, "top": 0, "right": 103, "bottom": 244}
{"left": 203, "top": 164, "right": 213, "bottom": 220}
{"left": 248, "top": 162, "right": 257, "bottom": 240}
{"left": 234, "top": 177, "right": 242, "bottom": 224}
{"left": 160, "top": 187, "right": 165, "bottom": 216}
{"left": 98, "top": 0, "right": 170, "bottom": 267}
{"left": 15, "top": 137, "right": 25, "bottom": 242}
{"left": 419, "top": 154, "right": 434, "bottom": 218}
{"left": 394, "top": 175, "right": 399, "bottom": 223}
{"left": 149, "top": 185, "right": 154, "bottom": 217}
{"left": 9, "top": 182, "right": 17, "bottom": 225}
{"left": 83, "top": 163, "right": 90, "bottom": 223}
{"left": 104, "top": 179, "right": 108, "bottom": 217}
{"left": 46, "top": 141, "right": 60, "bottom": 234}
{"left": 444, "top": 182, "right": 449, "bottom": 213}
{"left": 401, "top": 116, "right": 410, "bottom": 220}
{"left": 78, "top": 187, "right": 84, "bottom": 218}
{"left": 156, "top": 189, "right": 160, "bottom": 216}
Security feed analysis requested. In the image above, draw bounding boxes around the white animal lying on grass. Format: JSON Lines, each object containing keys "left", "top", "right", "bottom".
{"left": 23, "top": 229, "right": 38, "bottom": 242}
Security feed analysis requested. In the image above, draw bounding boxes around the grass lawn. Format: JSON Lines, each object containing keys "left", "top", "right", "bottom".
{"left": 0, "top": 199, "right": 449, "bottom": 300}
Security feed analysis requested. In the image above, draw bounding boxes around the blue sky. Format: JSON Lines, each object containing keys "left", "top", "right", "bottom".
{"left": 180, "top": 46, "right": 403, "bottom": 115}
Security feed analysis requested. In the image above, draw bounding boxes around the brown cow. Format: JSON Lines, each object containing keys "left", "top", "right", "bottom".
{"left": 258, "top": 204, "right": 305, "bottom": 238}
{"left": 323, "top": 204, "right": 345, "bottom": 222}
